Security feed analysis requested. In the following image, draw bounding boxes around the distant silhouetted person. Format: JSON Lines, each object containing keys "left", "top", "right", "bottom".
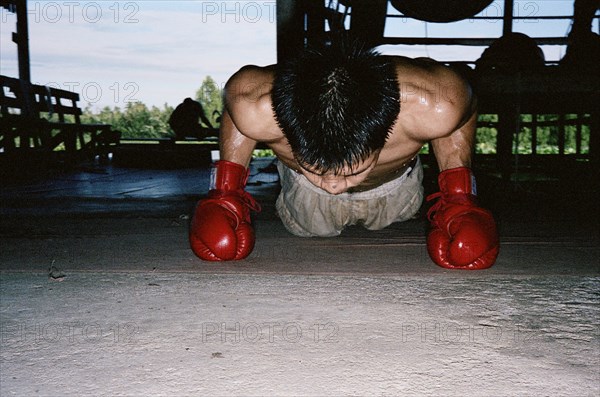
{"left": 475, "top": 32, "right": 545, "bottom": 73}
{"left": 561, "top": 0, "right": 600, "bottom": 71}
{"left": 169, "top": 98, "right": 214, "bottom": 140}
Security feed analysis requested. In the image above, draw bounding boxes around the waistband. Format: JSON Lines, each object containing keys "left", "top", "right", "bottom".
{"left": 278, "top": 156, "right": 421, "bottom": 200}
{"left": 347, "top": 155, "right": 419, "bottom": 193}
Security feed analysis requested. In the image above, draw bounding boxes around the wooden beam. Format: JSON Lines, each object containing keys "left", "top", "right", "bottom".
{"left": 276, "top": 0, "right": 305, "bottom": 63}
{"left": 12, "top": 0, "right": 31, "bottom": 83}
{"left": 380, "top": 37, "right": 569, "bottom": 46}
{"left": 350, "top": 0, "right": 388, "bottom": 46}
{"left": 503, "top": 0, "right": 514, "bottom": 35}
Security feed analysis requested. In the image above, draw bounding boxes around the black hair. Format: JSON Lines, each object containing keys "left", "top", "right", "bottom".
{"left": 271, "top": 40, "right": 400, "bottom": 173}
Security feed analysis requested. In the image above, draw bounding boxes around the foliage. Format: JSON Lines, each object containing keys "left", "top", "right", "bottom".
{"left": 82, "top": 102, "right": 174, "bottom": 139}
{"left": 476, "top": 114, "right": 498, "bottom": 154}
{"left": 195, "top": 76, "right": 224, "bottom": 126}
{"left": 476, "top": 113, "right": 590, "bottom": 155}
{"left": 515, "top": 114, "right": 590, "bottom": 154}
{"left": 253, "top": 149, "right": 275, "bottom": 157}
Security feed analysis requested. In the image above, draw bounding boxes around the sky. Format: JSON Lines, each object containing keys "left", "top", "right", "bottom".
{"left": 1, "top": 1, "right": 596, "bottom": 110}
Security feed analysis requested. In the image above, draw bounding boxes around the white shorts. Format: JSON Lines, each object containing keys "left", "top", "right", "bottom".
{"left": 276, "top": 157, "right": 424, "bottom": 237}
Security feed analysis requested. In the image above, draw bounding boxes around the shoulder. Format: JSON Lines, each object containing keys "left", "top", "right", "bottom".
{"left": 391, "top": 57, "right": 476, "bottom": 140}
{"left": 394, "top": 56, "right": 471, "bottom": 95}
{"left": 224, "top": 65, "right": 281, "bottom": 141}
{"left": 226, "top": 65, "right": 274, "bottom": 94}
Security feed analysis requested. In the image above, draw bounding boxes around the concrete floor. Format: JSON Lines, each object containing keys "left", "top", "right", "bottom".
{"left": 1, "top": 157, "right": 599, "bottom": 396}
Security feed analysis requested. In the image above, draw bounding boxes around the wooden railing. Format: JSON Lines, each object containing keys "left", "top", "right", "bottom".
{"left": 0, "top": 75, "right": 120, "bottom": 165}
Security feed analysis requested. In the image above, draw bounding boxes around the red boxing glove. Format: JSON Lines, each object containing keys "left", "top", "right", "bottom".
{"left": 426, "top": 167, "right": 499, "bottom": 270}
{"left": 190, "top": 160, "right": 261, "bottom": 261}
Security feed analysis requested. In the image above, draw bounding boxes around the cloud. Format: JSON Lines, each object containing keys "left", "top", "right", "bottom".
{"left": 1, "top": 1, "right": 277, "bottom": 109}
{"left": 1, "top": 1, "right": 572, "bottom": 110}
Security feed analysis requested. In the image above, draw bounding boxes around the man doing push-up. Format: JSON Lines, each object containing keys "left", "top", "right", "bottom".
{"left": 189, "top": 41, "right": 499, "bottom": 270}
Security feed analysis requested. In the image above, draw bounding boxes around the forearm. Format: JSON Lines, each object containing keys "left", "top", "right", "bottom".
{"left": 219, "top": 109, "right": 257, "bottom": 168}
{"left": 426, "top": 110, "right": 499, "bottom": 270}
{"left": 201, "top": 116, "right": 213, "bottom": 128}
{"left": 430, "top": 111, "right": 476, "bottom": 171}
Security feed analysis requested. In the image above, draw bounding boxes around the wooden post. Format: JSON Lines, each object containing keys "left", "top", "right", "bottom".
{"left": 304, "top": 1, "right": 325, "bottom": 47}
{"left": 503, "top": 0, "right": 514, "bottom": 35}
{"left": 575, "top": 114, "right": 582, "bottom": 155}
{"left": 558, "top": 113, "right": 565, "bottom": 156}
{"left": 531, "top": 113, "right": 538, "bottom": 155}
{"left": 276, "top": 0, "right": 305, "bottom": 63}
{"left": 590, "top": 108, "right": 600, "bottom": 196}
{"left": 350, "top": 0, "right": 388, "bottom": 47}
{"left": 497, "top": 104, "right": 519, "bottom": 181}
{"left": 590, "top": 108, "right": 600, "bottom": 168}
{"left": 13, "top": 0, "right": 31, "bottom": 84}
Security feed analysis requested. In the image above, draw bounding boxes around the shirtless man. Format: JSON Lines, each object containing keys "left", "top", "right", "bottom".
{"left": 169, "top": 97, "right": 214, "bottom": 140}
{"left": 189, "top": 42, "right": 499, "bottom": 270}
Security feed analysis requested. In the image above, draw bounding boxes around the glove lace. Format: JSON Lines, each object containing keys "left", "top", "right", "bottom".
{"left": 239, "top": 190, "right": 262, "bottom": 213}
{"left": 426, "top": 192, "right": 444, "bottom": 222}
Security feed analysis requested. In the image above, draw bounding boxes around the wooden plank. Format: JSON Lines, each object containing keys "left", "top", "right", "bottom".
{"left": 379, "top": 37, "right": 569, "bottom": 46}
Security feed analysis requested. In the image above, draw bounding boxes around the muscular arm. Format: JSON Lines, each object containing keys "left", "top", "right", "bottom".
{"left": 219, "top": 65, "right": 277, "bottom": 168}
{"left": 425, "top": 94, "right": 498, "bottom": 270}
{"left": 200, "top": 113, "right": 214, "bottom": 129}
{"left": 430, "top": 109, "right": 476, "bottom": 171}
{"left": 395, "top": 58, "right": 477, "bottom": 172}
{"left": 189, "top": 67, "right": 268, "bottom": 262}
{"left": 219, "top": 108, "right": 257, "bottom": 168}
{"left": 426, "top": 65, "right": 477, "bottom": 172}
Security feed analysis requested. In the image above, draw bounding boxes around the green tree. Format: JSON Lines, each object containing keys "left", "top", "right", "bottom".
{"left": 82, "top": 102, "right": 174, "bottom": 138}
{"left": 195, "top": 76, "right": 223, "bottom": 127}
{"left": 476, "top": 114, "right": 498, "bottom": 154}
{"left": 119, "top": 102, "right": 173, "bottom": 138}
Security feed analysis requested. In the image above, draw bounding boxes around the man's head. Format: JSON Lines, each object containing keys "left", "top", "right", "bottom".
{"left": 271, "top": 41, "right": 400, "bottom": 174}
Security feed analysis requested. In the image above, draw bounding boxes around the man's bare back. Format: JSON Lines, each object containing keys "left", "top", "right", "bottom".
{"left": 223, "top": 56, "right": 477, "bottom": 194}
